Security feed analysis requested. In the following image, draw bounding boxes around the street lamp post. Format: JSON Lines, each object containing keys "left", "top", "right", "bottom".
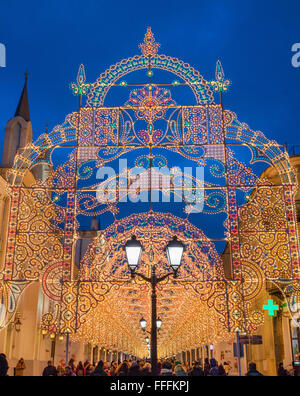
{"left": 125, "top": 235, "right": 185, "bottom": 376}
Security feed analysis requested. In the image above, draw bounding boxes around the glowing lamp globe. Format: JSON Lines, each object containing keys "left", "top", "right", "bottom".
{"left": 166, "top": 236, "right": 185, "bottom": 272}
{"left": 140, "top": 317, "right": 147, "bottom": 330}
{"left": 156, "top": 318, "right": 162, "bottom": 329}
{"left": 125, "top": 236, "right": 143, "bottom": 272}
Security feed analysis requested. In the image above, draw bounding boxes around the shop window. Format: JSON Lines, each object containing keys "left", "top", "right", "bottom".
{"left": 290, "top": 320, "right": 300, "bottom": 363}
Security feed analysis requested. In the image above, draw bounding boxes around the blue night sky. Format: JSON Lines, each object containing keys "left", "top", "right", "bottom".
{"left": 0, "top": 0, "right": 299, "bottom": 149}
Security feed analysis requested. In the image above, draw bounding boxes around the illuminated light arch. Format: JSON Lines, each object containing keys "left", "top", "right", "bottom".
{"left": 8, "top": 109, "right": 296, "bottom": 189}
{"left": 86, "top": 54, "right": 215, "bottom": 107}
{"left": 0, "top": 29, "right": 299, "bottom": 349}
{"left": 224, "top": 110, "right": 295, "bottom": 186}
{"left": 86, "top": 27, "right": 214, "bottom": 107}
{"left": 6, "top": 27, "right": 296, "bottom": 188}
{"left": 40, "top": 211, "right": 265, "bottom": 338}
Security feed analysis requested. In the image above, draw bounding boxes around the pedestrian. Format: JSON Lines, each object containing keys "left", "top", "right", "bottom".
{"left": 68, "top": 358, "right": 76, "bottom": 372}
{"left": 128, "top": 361, "right": 140, "bottom": 376}
{"left": 15, "top": 358, "right": 26, "bottom": 376}
{"left": 90, "top": 360, "right": 108, "bottom": 376}
{"left": 223, "top": 361, "right": 231, "bottom": 376}
{"left": 160, "top": 361, "right": 173, "bottom": 376}
{"left": 57, "top": 360, "right": 66, "bottom": 376}
{"left": 89, "top": 364, "right": 96, "bottom": 376}
{"left": 204, "top": 358, "right": 210, "bottom": 376}
{"left": 246, "top": 362, "right": 264, "bottom": 377}
{"left": 103, "top": 362, "right": 110, "bottom": 375}
{"left": 76, "top": 361, "right": 85, "bottom": 376}
{"left": 0, "top": 354, "right": 9, "bottom": 377}
{"left": 110, "top": 360, "right": 118, "bottom": 376}
{"left": 65, "top": 366, "right": 76, "bottom": 376}
{"left": 209, "top": 358, "right": 219, "bottom": 376}
{"left": 183, "top": 361, "right": 190, "bottom": 373}
{"left": 277, "top": 362, "right": 290, "bottom": 376}
{"left": 140, "top": 362, "right": 151, "bottom": 376}
{"left": 42, "top": 360, "right": 58, "bottom": 376}
{"left": 188, "top": 362, "right": 204, "bottom": 376}
{"left": 174, "top": 364, "right": 187, "bottom": 376}
{"left": 116, "top": 362, "right": 129, "bottom": 376}
{"left": 84, "top": 360, "right": 93, "bottom": 376}
{"left": 218, "top": 364, "right": 227, "bottom": 376}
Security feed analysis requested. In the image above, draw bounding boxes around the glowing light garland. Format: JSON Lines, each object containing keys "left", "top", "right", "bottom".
{"left": 0, "top": 29, "right": 299, "bottom": 356}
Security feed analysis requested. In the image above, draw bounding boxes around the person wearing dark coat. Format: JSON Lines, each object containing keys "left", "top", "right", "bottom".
{"left": 209, "top": 358, "right": 219, "bottom": 376}
{"left": 116, "top": 362, "right": 129, "bottom": 376}
{"left": 42, "top": 361, "right": 58, "bottom": 376}
{"left": 90, "top": 361, "right": 108, "bottom": 376}
{"left": 218, "top": 364, "right": 227, "bottom": 376}
{"left": 140, "top": 362, "right": 152, "bottom": 376}
{"left": 160, "top": 361, "right": 174, "bottom": 376}
{"left": 128, "top": 361, "right": 141, "bottom": 376}
{"left": 277, "top": 363, "right": 290, "bottom": 376}
{"left": 203, "top": 358, "right": 211, "bottom": 376}
{"left": 0, "top": 354, "right": 9, "bottom": 376}
{"left": 188, "top": 362, "right": 204, "bottom": 376}
{"left": 246, "top": 362, "right": 264, "bottom": 377}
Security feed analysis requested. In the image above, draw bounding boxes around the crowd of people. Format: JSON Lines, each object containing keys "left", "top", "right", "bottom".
{"left": 40, "top": 357, "right": 229, "bottom": 377}
{"left": 0, "top": 352, "right": 294, "bottom": 376}
{"left": 40, "top": 357, "right": 290, "bottom": 377}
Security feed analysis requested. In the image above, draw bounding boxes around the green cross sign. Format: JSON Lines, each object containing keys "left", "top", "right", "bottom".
{"left": 263, "top": 300, "right": 279, "bottom": 316}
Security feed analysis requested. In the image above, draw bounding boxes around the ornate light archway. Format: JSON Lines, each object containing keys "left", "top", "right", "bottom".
{"left": 0, "top": 28, "right": 299, "bottom": 356}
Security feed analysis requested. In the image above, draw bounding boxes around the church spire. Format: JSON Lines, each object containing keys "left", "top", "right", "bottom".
{"left": 15, "top": 72, "right": 30, "bottom": 122}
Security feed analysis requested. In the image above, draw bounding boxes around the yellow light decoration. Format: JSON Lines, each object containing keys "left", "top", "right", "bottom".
{"left": 0, "top": 28, "right": 299, "bottom": 361}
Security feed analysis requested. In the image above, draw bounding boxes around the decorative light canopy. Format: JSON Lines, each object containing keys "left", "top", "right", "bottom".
{"left": 0, "top": 28, "right": 298, "bottom": 361}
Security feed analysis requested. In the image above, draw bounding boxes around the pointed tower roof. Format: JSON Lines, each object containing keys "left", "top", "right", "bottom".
{"left": 15, "top": 73, "right": 30, "bottom": 122}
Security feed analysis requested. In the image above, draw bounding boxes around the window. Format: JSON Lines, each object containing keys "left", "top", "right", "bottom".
{"left": 290, "top": 320, "right": 300, "bottom": 363}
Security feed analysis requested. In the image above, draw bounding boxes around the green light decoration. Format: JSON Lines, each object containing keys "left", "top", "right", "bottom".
{"left": 147, "top": 70, "right": 153, "bottom": 77}
{"left": 263, "top": 300, "right": 279, "bottom": 316}
{"left": 70, "top": 64, "right": 91, "bottom": 96}
{"left": 210, "top": 60, "right": 231, "bottom": 93}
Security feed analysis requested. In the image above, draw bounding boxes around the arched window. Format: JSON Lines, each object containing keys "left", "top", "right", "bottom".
{"left": 14, "top": 122, "right": 22, "bottom": 150}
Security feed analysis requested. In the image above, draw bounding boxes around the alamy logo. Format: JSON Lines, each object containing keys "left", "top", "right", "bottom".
{"left": 0, "top": 43, "right": 6, "bottom": 67}
{"left": 292, "top": 43, "right": 300, "bottom": 68}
